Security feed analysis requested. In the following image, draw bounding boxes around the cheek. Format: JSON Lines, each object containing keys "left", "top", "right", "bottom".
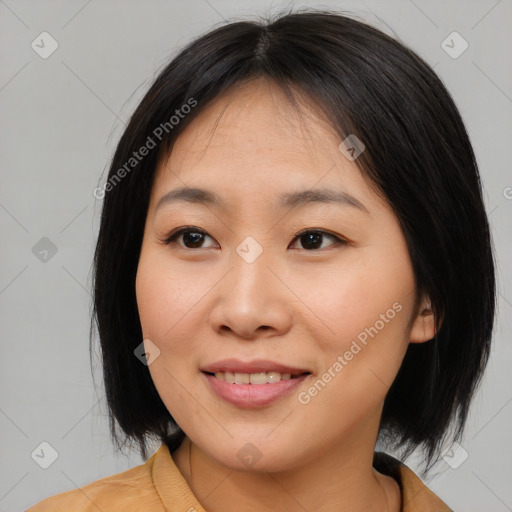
{"left": 297, "top": 249, "right": 415, "bottom": 346}
{"left": 299, "top": 245, "right": 416, "bottom": 399}
{"left": 135, "top": 251, "right": 202, "bottom": 423}
{"left": 135, "top": 247, "right": 226, "bottom": 389}
{"left": 136, "top": 249, "right": 204, "bottom": 346}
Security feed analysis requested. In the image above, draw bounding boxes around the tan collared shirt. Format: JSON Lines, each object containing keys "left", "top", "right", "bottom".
{"left": 26, "top": 443, "right": 452, "bottom": 511}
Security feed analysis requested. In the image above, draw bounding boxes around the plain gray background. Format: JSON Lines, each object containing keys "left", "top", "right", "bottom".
{"left": 1, "top": 0, "right": 511, "bottom": 510}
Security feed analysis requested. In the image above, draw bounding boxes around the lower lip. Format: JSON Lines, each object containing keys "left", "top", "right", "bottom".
{"left": 202, "top": 372, "right": 309, "bottom": 408}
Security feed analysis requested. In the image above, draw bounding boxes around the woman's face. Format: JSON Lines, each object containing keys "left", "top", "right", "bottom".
{"left": 136, "top": 79, "right": 433, "bottom": 471}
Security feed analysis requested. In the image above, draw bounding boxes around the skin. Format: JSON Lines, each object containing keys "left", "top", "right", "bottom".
{"left": 135, "top": 78, "right": 436, "bottom": 512}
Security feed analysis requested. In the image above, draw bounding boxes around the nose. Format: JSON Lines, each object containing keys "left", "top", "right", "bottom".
{"left": 209, "top": 243, "right": 293, "bottom": 340}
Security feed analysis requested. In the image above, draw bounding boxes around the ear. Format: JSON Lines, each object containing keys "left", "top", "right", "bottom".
{"left": 409, "top": 294, "right": 439, "bottom": 344}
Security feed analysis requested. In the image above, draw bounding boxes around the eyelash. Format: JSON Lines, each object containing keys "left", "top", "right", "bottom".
{"left": 163, "top": 226, "right": 348, "bottom": 251}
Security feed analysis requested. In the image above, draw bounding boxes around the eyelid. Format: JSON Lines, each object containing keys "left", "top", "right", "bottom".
{"left": 292, "top": 228, "right": 348, "bottom": 243}
{"left": 163, "top": 226, "right": 349, "bottom": 250}
{"left": 289, "top": 228, "right": 348, "bottom": 251}
{"left": 163, "top": 226, "right": 214, "bottom": 246}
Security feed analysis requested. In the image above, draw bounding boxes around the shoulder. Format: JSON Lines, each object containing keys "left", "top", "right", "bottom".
{"left": 374, "top": 452, "right": 453, "bottom": 512}
{"left": 25, "top": 447, "right": 166, "bottom": 512}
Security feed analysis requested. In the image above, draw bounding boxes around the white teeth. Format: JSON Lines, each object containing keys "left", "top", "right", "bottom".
{"left": 213, "top": 371, "right": 294, "bottom": 384}
{"left": 234, "top": 372, "right": 250, "bottom": 384}
{"left": 250, "top": 372, "right": 267, "bottom": 385}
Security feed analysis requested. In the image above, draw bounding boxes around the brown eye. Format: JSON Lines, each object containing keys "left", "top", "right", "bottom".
{"left": 164, "top": 227, "right": 347, "bottom": 251}
{"left": 164, "top": 227, "right": 216, "bottom": 249}
{"left": 290, "top": 229, "right": 347, "bottom": 251}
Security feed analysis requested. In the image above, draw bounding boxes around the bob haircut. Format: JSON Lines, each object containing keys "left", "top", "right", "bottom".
{"left": 91, "top": 9, "right": 496, "bottom": 469}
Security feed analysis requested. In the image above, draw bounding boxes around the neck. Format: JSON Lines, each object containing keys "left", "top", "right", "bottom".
{"left": 172, "top": 419, "right": 401, "bottom": 512}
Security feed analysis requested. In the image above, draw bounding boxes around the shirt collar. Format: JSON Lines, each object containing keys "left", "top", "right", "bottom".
{"left": 151, "top": 443, "right": 452, "bottom": 512}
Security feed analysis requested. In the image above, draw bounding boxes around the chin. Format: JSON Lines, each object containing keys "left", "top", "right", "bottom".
{"left": 202, "top": 438, "right": 306, "bottom": 474}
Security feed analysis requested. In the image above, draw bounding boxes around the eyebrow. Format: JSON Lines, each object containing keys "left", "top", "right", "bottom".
{"left": 155, "top": 186, "right": 369, "bottom": 214}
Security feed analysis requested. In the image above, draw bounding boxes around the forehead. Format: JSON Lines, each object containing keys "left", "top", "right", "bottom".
{"left": 173, "top": 80, "right": 339, "bottom": 160}
{"left": 150, "top": 79, "right": 384, "bottom": 214}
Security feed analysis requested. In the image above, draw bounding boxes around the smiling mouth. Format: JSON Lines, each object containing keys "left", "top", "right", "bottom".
{"left": 202, "top": 370, "right": 311, "bottom": 385}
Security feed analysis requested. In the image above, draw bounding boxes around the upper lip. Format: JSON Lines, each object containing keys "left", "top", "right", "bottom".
{"left": 201, "top": 359, "right": 310, "bottom": 376}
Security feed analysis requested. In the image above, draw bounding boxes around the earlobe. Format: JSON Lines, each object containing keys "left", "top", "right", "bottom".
{"left": 409, "top": 297, "right": 439, "bottom": 344}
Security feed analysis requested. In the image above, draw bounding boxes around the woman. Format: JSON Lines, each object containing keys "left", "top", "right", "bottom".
{"left": 27, "top": 9, "right": 496, "bottom": 511}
